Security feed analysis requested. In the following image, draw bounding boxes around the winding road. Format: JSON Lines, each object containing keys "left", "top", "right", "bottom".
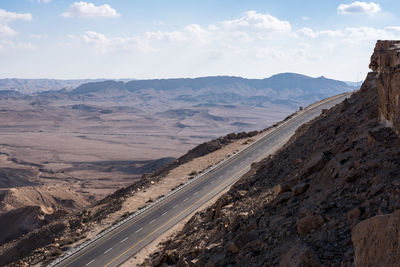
{"left": 52, "top": 93, "right": 351, "bottom": 267}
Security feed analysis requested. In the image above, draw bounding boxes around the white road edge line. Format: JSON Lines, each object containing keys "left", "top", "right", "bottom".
{"left": 120, "top": 237, "right": 128, "bottom": 243}
{"left": 135, "top": 228, "right": 143, "bottom": 233}
{"left": 149, "top": 219, "right": 156, "bottom": 224}
{"left": 86, "top": 259, "right": 95, "bottom": 266}
{"left": 104, "top": 248, "right": 112, "bottom": 254}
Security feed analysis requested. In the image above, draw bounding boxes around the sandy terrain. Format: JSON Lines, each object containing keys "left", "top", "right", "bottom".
{"left": 0, "top": 97, "right": 288, "bottom": 200}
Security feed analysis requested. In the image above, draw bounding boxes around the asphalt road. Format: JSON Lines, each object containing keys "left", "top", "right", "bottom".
{"left": 53, "top": 93, "right": 350, "bottom": 267}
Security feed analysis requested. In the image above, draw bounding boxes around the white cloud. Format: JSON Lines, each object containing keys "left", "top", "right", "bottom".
{"left": 222, "top": 11, "right": 291, "bottom": 32}
{"left": 29, "top": 34, "right": 47, "bottom": 39}
{"left": 62, "top": 2, "right": 120, "bottom": 18}
{"left": 301, "top": 16, "right": 310, "bottom": 21}
{"left": 0, "top": 9, "right": 32, "bottom": 22}
{"left": 297, "top": 26, "right": 400, "bottom": 42}
{"left": 337, "top": 1, "right": 381, "bottom": 15}
{"left": 0, "top": 24, "right": 16, "bottom": 37}
{"left": 0, "top": 40, "right": 34, "bottom": 51}
{"left": 0, "top": 9, "right": 32, "bottom": 37}
{"left": 297, "top": 28, "right": 343, "bottom": 38}
{"left": 297, "top": 27, "right": 317, "bottom": 38}
{"left": 81, "top": 31, "right": 151, "bottom": 53}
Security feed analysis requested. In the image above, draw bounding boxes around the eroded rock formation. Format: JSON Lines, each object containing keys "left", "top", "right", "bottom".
{"left": 370, "top": 40, "right": 400, "bottom": 132}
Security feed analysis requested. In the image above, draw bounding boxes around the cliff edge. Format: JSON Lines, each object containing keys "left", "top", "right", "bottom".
{"left": 370, "top": 40, "right": 400, "bottom": 133}
{"left": 144, "top": 41, "right": 400, "bottom": 266}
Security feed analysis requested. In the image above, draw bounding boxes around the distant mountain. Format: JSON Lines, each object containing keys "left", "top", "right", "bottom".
{"left": 65, "top": 73, "right": 355, "bottom": 108}
{"left": 344, "top": 81, "right": 362, "bottom": 87}
{"left": 0, "top": 79, "right": 107, "bottom": 94}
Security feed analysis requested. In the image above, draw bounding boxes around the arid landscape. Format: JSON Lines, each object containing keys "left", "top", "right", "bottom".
{"left": 0, "top": 74, "right": 354, "bottom": 256}
{"left": 1, "top": 1, "right": 399, "bottom": 266}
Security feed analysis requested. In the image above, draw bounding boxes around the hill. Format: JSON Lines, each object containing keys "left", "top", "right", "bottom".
{"left": 66, "top": 73, "right": 355, "bottom": 108}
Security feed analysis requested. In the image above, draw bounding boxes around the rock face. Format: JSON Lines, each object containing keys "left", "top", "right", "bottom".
{"left": 144, "top": 41, "right": 400, "bottom": 266}
{"left": 352, "top": 210, "right": 400, "bottom": 267}
{"left": 370, "top": 40, "right": 400, "bottom": 133}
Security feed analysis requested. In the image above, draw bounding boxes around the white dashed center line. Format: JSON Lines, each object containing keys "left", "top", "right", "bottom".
{"left": 149, "top": 219, "right": 156, "bottom": 224}
{"left": 135, "top": 227, "right": 143, "bottom": 233}
{"left": 120, "top": 237, "right": 128, "bottom": 243}
{"left": 183, "top": 198, "right": 188, "bottom": 202}
{"left": 173, "top": 204, "right": 178, "bottom": 208}
{"left": 86, "top": 259, "right": 95, "bottom": 266}
{"left": 161, "top": 211, "right": 167, "bottom": 216}
{"left": 104, "top": 248, "right": 112, "bottom": 254}
{"left": 193, "top": 191, "right": 198, "bottom": 195}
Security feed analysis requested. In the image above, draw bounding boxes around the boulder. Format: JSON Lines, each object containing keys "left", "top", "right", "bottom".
{"left": 296, "top": 215, "right": 324, "bottom": 236}
{"left": 280, "top": 243, "right": 321, "bottom": 267}
{"left": 352, "top": 210, "right": 400, "bottom": 267}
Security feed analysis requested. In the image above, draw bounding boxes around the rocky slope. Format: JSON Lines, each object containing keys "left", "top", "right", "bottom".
{"left": 144, "top": 41, "right": 400, "bottom": 266}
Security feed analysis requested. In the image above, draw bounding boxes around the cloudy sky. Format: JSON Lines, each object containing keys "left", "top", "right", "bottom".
{"left": 1, "top": 1, "right": 400, "bottom": 81}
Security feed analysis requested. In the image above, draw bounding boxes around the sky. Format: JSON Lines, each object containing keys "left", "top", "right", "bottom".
{"left": 1, "top": 1, "right": 400, "bottom": 81}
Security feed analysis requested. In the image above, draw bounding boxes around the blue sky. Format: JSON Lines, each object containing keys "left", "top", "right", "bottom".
{"left": 1, "top": 1, "right": 400, "bottom": 81}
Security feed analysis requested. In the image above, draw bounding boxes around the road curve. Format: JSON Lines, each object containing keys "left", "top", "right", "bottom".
{"left": 52, "top": 93, "right": 350, "bottom": 267}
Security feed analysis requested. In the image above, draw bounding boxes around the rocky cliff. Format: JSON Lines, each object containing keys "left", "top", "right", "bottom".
{"left": 370, "top": 40, "right": 400, "bottom": 133}
{"left": 145, "top": 41, "right": 400, "bottom": 266}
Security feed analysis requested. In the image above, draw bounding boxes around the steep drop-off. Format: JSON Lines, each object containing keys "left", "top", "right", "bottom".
{"left": 145, "top": 41, "right": 400, "bottom": 266}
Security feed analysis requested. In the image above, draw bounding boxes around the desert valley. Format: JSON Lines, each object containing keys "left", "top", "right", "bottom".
{"left": 1, "top": 1, "right": 400, "bottom": 266}
{"left": 0, "top": 74, "right": 355, "bottom": 264}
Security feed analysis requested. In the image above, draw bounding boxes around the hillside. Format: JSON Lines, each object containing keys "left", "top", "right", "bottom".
{"left": 144, "top": 41, "right": 400, "bottom": 266}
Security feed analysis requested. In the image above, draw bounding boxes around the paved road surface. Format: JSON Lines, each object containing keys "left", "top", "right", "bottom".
{"left": 53, "top": 93, "right": 350, "bottom": 267}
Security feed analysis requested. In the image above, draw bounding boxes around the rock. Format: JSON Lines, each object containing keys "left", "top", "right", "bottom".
{"left": 237, "top": 190, "right": 248, "bottom": 197}
{"left": 229, "top": 241, "right": 239, "bottom": 254}
{"left": 214, "top": 196, "right": 230, "bottom": 218}
{"left": 296, "top": 215, "right": 324, "bottom": 236}
{"left": 370, "top": 40, "right": 400, "bottom": 134}
{"left": 292, "top": 183, "right": 309, "bottom": 196}
{"left": 238, "top": 212, "right": 248, "bottom": 218}
{"left": 205, "top": 209, "right": 214, "bottom": 221}
{"left": 346, "top": 208, "right": 361, "bottom": 225}
{"left": 367, "top": 132, "right": 376, "bottom": 145}
{"left": 280, "top": 243, "right": 321, "bottom": 267}
{"left": 275, "top": 192, "right": 291, "bottom": 204}
{"left": 273, "top": 184, "right": 291, "bottom": 196}
{"left": 303, "top": 151, "right": 332, "bottom": 176}
{"left": 352, "top": 210, "right": 400, "bottom": 267}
